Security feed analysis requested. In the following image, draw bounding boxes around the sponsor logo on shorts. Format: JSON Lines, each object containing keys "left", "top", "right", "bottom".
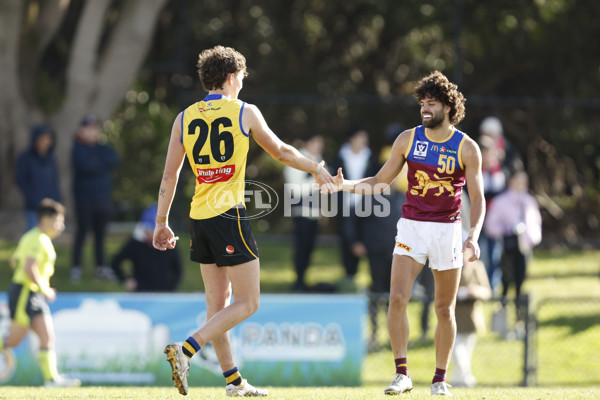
{"left": 226, "top": 245, "right": 235, "bottom": 254}
{"left": 396, "top": 242, "right": 412, "bottom": 252}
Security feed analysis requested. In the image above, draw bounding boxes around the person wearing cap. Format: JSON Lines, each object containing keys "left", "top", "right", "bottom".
{"left": 110, "top": 204, "right": 182, "bottom": 292}
{"left": 71, "top": 115, "right": 120, "bottom": 282}
{"left": 15, "top": 124, "right": 62, "bottom": 231}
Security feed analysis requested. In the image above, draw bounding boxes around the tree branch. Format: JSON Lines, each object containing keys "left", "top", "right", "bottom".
{"left": 91, "top": 0, "right": 168, "bottom": 118}
{"left": 0, "top": 0, "right": 29, "bottom": 207}
{"left": 57, "top": 0, "right": 112, "bottom": 121}
{"left": 19, "top": 0, "right": 71, "bottom": 106}
{"left": 35, "top": 0, "right": 71, "bottom": 59}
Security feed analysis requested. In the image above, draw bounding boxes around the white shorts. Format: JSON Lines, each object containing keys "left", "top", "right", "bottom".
{"left": 393, "top": 218, "right": 463, "bottom": 271}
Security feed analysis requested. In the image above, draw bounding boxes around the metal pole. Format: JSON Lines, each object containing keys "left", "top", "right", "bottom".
{"left": 522, "top": 294, "right": 537, "bottom": 386}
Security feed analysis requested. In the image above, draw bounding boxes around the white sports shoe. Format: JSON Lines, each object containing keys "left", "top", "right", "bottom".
{"left": 164, "top": 342, "right": 190, "bottom": 395}
{"left": 384, "top": 373, "right": 413, "bottom": 395}
{"left": 226, "top": 379, "right": 268, "bottom": 396}
{"left": 44, "top": 375, "right": 81, "bottom": 387}
{"left": 431, "top": 381, "right": 453, "bottom": 396}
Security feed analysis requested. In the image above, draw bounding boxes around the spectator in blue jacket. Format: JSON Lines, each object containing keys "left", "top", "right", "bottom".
{"left": 15, "top": 124, "right": 61, "bottom": 231}
{"left": 71, "top": 115, "right": 120, "bottom": 282}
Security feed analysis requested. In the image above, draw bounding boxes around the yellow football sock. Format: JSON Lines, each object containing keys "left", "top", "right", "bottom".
{"left": 38, "top": 349, "right": 59, "bottom": 381}
{"left": 0, "top": 334, "right": 4, "bottom": 350}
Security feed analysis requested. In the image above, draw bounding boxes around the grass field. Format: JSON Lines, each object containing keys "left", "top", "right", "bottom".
{"left": 1, "top": 386, "right": 600, "bottom": 399}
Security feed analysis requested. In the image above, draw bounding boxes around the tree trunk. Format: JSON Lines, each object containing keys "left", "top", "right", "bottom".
{"left": 0, "top": 0, "right": 167, "bottom": 238}
{"left": 0, "top": 0, "right": 29, "bottom": 224}
{"left": 51, "top": 0, "right": 168, "bottom": 218}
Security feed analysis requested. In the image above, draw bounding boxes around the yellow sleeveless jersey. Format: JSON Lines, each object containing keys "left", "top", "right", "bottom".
{"left": 11, "top": 228, "right": 55, "bottom": 292}
{"left": 181, "top": 94, "right": 250, "bottom": 220}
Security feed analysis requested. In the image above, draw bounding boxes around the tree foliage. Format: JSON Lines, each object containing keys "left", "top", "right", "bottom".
{"left": 2, "top": 0, "right": 598, "bottom": 241}
{"left": 123, "top": 0, "right": 597, "bottom": 240}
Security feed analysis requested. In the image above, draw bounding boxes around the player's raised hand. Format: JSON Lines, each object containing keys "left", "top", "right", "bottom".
{"left": 332, "top": 167, "right": 344, "bottom": 191}
{"left": 153, "top": 224, "right": 177, "bottom": 251}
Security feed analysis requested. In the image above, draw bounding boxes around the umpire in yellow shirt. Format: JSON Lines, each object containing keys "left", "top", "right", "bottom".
{"left": 1, "top": 198, "right": 79, "bottom": 387}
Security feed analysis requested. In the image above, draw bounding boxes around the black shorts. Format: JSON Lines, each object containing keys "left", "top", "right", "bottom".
{"left": 8, "top": 283, "right": 51, "bottom": 326}
{"left": 190, "top": 207, "right": 259, "bottom": 267}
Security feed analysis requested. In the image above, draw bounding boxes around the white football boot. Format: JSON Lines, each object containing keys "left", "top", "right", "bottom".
{"left": 226, "top": 378, "right": 268, "bottom": 396}
{"left": 164, "top": 342, "right": 190, "bottom": 395}
{"left": 384, "top": 373, "right": 413, "bottom": 394}
{"left": 44, "top": 375, "right": 81, "bottom": 387}
{"left": 431, "top": 381, "right": 453, "bottom": 396}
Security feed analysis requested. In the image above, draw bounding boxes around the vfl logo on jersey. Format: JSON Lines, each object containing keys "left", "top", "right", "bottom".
{"left": 413, "top": 140, "right": 428, "bottom": 159}
{"left": 410, "top": 170, "right": 455, "bottom": 197}
{"left": 196, "top": 165, "right": 235, "bottom": 184}
{"left": 396, "top": 242, "right": 412, "bottom": 252}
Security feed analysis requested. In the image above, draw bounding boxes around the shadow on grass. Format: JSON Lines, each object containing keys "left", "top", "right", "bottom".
{"left": 538, "top": 314, "right": 599, "bottom": 335}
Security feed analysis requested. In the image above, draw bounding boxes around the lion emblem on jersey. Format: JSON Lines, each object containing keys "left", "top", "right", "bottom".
{"left": 410, "top": 170, "right": 455, "bottom": 197}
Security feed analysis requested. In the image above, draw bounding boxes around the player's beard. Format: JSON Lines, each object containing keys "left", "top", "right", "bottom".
{"left": 422, "top": 109, "right": 444, "bottom": 128}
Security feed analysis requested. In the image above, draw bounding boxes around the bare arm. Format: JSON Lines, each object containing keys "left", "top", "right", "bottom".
{"left": 24, "top": 257, "right": 55, "bottom": 301}
{"left": 461, "top": 137, "right": 486, "bottom": 261}
{"left": 335, "top": 129, "right": 411, "bottom": 194}
{"left": 153, "top": 112, "right": 186, "bottom": 251}
{"left": 244, "top": 104, "right": 334, "bottom": 187}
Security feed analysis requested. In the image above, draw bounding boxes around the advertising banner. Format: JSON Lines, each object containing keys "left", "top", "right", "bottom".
{"left": 0, "top": 293, "right": 366, "bottom": 386}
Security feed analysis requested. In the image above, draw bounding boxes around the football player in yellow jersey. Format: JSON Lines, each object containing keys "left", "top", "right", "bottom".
{"left": 0, "top": 199, "right": 80, "bottom": 387}
{"left": 153, "top": 46, "right": 337, "bottom": 396}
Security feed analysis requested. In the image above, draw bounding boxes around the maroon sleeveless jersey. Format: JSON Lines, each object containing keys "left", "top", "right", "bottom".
{"left": 402, "top": 125, "right": 467, "bottom": 223}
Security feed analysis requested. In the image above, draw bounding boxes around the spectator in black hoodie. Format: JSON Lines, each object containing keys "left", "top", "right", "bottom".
{"left": 71, "top": 115, "right": 120, "bottom": 282}
{"left": 111, "top": 204, "right": 182, "bottom": 292}
{"left": 15, "top": 124, "right": 62, "bottom": 231}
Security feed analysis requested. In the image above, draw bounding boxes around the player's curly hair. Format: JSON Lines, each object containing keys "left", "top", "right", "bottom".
{"left": 196, "top": 46, "right": 248, "bottom": 91}
{"left": 414, "top": 71, "right": 466, "bottom": 125}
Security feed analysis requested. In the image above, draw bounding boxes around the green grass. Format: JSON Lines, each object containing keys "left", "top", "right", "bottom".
{"left": 1, "top": 386, "right": 599, "bottom": 399}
